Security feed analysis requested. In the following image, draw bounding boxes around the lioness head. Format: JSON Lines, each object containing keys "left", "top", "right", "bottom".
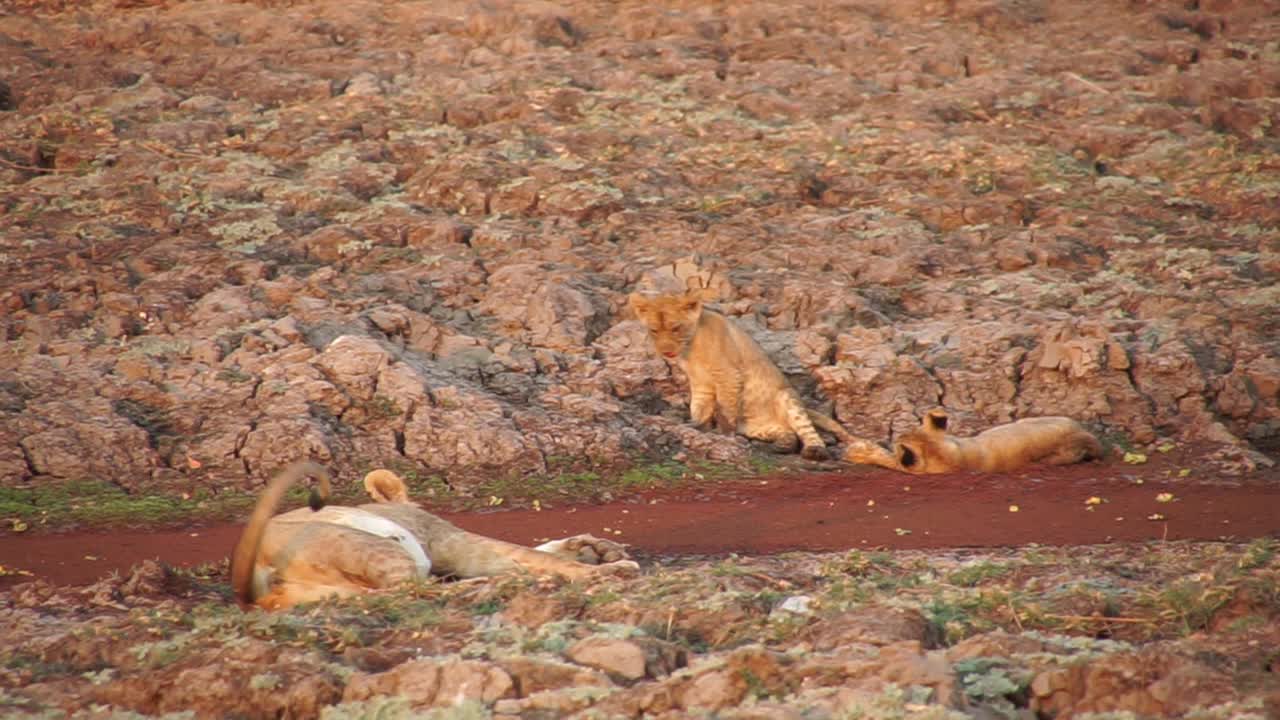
{"left": 629, "top": 291, "right": 702, "bottom": 359}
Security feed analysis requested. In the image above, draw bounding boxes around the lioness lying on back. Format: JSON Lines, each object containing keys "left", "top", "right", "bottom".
{"left": 843, "top": 408, "right": 1104, "bottom": 474}
{"left": 629, "top": 283, "right": 853, "bottom": 460}
{"left": 231, "top": 463, "right": 636, "bottom": 610}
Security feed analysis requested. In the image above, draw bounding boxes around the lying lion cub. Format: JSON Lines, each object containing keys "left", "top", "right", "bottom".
{"left": 630, "top": 285, "right": 854, "bottom": 460}
{"left": 843, "top": 408, "right": 1104, "bottom": 474}
{"left": 230, "top": 462, "right": 637, "bottom": 610}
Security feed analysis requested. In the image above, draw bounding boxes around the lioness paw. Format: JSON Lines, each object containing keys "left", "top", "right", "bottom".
{"left": 595, "top": 559, "right": 640, "bottom": 578}
{"left": 536, "top": 534, "right": 631, "bottom": 565}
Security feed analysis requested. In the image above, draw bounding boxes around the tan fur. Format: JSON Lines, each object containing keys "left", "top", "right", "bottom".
{"left": 843, "top": 408, "right": 1104, "bottom": 474}
{"left": 363, "top": 468, "right": 410, "bottom": 503}
{"left": 629, "top": 288, "right": 853, "bottom": 460}
{"left": 231, "top": 465, "right": 637, "bottom": 610}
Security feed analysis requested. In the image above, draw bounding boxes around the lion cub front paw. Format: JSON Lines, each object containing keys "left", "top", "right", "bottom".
{"left": 536, "top": 534, "right": 631, "bottom": 565}
{"left": 713, "top": 411, "right": 739, "bottom": 435}
{"left": 843, "top": 439, "right": 898, "bottom": 467}
{"left": 800, "top": 444, "right": 830, "bottom": 461}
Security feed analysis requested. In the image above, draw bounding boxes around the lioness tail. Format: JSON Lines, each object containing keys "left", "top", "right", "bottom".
{"left": 229, "top": 461, "right": 331, "bottom": 606}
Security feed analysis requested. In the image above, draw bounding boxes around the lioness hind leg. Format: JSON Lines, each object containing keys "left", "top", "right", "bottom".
{"left": 262, "top": 520, "right": 427, "bottom": 604}
{"left": 274, "top": 524, "right": 426, "bottom": 594}
{"left": 433, "top": 529, "right": 637, "bottom": 581}
{"left": 535, "top": 534, "right": 630, "bottom": 565}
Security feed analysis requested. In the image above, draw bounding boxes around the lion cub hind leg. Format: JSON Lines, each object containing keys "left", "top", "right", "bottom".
{"left": 535, "top": 534, "right": 630, "bottom": 565}
{"left": 782, "top": 395, "right": 829, "bottom": 460}
{"left": 757, "top": 431, "right": 800, "bottom": 455}
{"left": 1038, "top": 423, "right": 1105, "bottom": 465}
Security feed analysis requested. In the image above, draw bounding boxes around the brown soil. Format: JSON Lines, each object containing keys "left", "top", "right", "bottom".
{"left": 5, "top": 457, "right": 1276, "bottom": 589}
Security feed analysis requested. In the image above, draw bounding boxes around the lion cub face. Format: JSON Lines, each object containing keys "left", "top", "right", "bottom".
{"left": 894, "top": 409, "right": 950, "bottom": 473}
{"left": 629, "top": 293, "right": 702, "bottom": 359}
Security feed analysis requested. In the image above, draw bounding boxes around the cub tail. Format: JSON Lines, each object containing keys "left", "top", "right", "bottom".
{"left": 229, "top": 461, "right": 331, "bottom": 607}
{"left": 806, "top": 409, "right": 854, "bottom": 443}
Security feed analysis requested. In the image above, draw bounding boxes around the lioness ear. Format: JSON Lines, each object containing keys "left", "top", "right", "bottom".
{"left": 364, "top": 469, "right": 411, "bottom": 503}
{"left": 898, "top": 444, "right": 918, "bottom": 468}
{"left": 926, "top": 410, "right": 948, "bottom": 432}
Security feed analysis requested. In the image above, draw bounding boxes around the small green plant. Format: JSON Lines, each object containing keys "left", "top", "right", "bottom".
{"left": 364, "top": 394, "right": 403, "bottom": 420}
{"left": 217, "top": 367, "right": 254, "bottom": 384}
{"left": 955, "top": 657, "right": 1030, "bottom": 717}
{"left": 739, "top": 667, "right": 772, "bottom": 700}
{"left": 820, "top": 549, "right": 897, "bottom": 578}
{"left": 1237, "top": 538, "right": 1275, "bottom": 571}
{"left": 587, "top": 589, "right": 621, "bottom": 607}
{"left": 1148, "top": 578, "right": 1233, "bottom": 635}
{"left": 471, "top": 599, "right": 503, "bottom": 616}
{"left": 249, "top": 672, "right": 282, "bottom": 691}
{"left": 948, "top": 561, "right": 1012, "bottom": 588}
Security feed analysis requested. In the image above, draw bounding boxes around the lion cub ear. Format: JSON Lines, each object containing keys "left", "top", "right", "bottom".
{"left": 924, "top": 409, "right": 949, "bottom": 433}
{"left": 628, "top": 293, "right": 652, "bottom": 317}
{"left": 678, "top": 291, "right": 702, "bottom": 314}
{"left": 897, "top": 443, "right": 919, "bottom": 468}
{"left": 363, "top": 469, "right": 411, "bottom": 503}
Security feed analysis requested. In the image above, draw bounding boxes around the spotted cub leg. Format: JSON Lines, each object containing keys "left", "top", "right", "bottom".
{"left": 782, "top": 395, "right": 829, "bottom": 460}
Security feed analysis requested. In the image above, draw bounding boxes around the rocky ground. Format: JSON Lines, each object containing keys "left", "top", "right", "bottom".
{"left": 2, "top": 540, "right": 1278, "bottom": 719}
{"left": 1, "top": 0, "right": 1279, "bottom": 717}
{"left": 2, "top": 0, "right": 1279, "bottom": 491}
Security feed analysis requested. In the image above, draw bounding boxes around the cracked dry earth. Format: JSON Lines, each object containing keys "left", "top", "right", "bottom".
{"left": 2, "top": 0, "right": 1280, "bottom": 717}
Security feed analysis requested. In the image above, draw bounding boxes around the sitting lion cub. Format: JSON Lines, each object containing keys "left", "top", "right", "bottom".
{"left": 231, "top": 462, "right": 637, "bottom": 610}
{"left": 843, "top": 408, "right": 1104, "bottom": 474}
{"left": 629, "top": 280, "right": 852, "bottom": 460}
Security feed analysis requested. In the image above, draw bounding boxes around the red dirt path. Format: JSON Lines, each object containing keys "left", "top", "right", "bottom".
{"left": 3, "top": 458, "right": 1278, "bottom": 589}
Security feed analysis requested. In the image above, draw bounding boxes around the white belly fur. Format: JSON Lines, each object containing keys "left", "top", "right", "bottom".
{"left": 286, "top": 506, "right": 432, "bottom": 576}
